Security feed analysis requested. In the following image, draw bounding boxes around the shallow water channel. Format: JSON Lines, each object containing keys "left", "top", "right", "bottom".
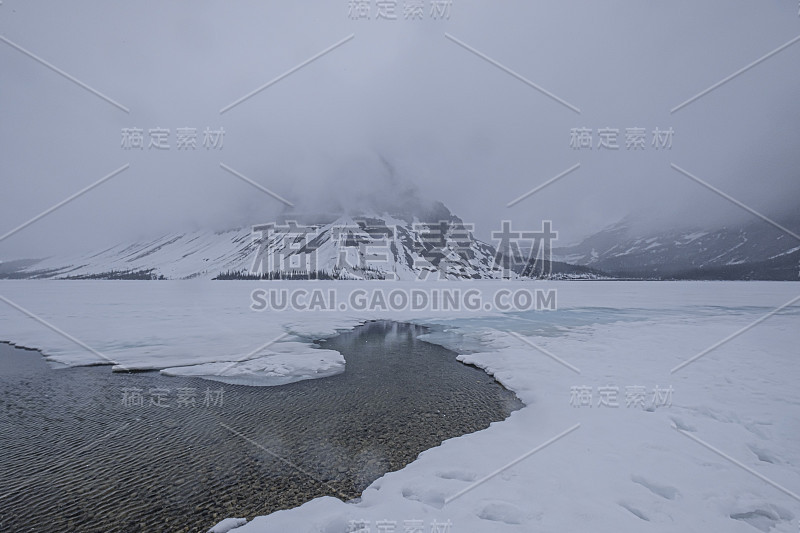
{"left": 0, "top": 321, "right": 522, "bottom": 532}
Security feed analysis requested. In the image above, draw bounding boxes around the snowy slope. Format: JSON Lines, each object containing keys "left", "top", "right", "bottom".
{"left": 553, "top": 214, "right": 800, "bottom": 279}
{"left": 2, "top": 229, "right": 259, "bottom": 280}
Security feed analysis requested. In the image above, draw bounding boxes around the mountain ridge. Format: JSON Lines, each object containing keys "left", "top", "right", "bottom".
{"left": 552, "top": 212, "right": 800, "bottom": 280}
{"left": 1, "top": 205, "right": 603, "bottom": 281}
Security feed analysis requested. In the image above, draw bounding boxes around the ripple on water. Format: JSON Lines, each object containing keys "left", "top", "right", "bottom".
{"left": 0, "top": 321, "right": 522, "bottom": 532}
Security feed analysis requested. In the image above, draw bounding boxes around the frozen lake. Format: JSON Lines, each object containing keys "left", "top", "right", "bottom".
{"left": 0, "top": 280, "right": 798, "bottom": 532}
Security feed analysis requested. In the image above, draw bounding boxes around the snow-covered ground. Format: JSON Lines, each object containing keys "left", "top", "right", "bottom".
{"left": 0, "top": 280, "right": 798, "bottom": 532}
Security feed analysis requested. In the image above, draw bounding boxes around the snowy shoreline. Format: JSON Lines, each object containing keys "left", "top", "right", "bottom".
{"left": 232, "top": 304, "right": 799, "bottom": 532}
{"left": 1, "top": 281, "right": 798, "bottom": 532}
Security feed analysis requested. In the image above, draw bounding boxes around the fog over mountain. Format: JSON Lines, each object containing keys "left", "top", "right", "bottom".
{"left": 2, "top": 1, "right": 799, "bottom": 259}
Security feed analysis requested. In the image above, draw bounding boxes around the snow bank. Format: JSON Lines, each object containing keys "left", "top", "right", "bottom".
{"left": 160, "top": 343, "right": 345, "bottom": 386}
{"left": 231, "top": 300, "right": 800, "bottom": 532}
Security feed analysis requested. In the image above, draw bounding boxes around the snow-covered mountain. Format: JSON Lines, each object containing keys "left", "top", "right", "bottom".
{"left": 9, "top": 204, "right": 796, "bottom": 281}
{"left": 553, "top": 213, "right": 800, "bottom": 280}
{"left": 1, "top": 203, "right": 600, "bottom": 280}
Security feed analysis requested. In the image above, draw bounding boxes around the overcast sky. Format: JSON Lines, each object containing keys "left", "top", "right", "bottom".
{"left": 1, "top": 0, "right": 799, "bottom": 257}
